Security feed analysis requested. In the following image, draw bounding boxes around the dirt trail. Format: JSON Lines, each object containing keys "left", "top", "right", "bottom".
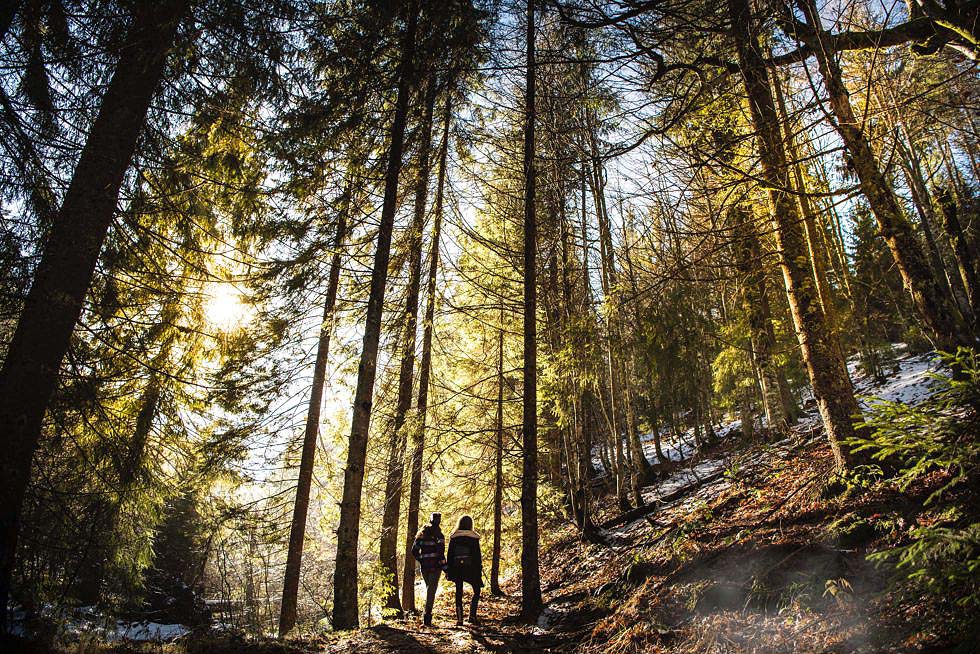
{"left": 319, "top": 438, "right": 746, "bottom": 654}
{"left": 321, "top": 594, "right": 566, "bottom": 654}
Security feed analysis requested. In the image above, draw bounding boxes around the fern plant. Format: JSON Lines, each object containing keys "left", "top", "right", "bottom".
{"left": 845, "top": 348, "right": 980, "bottom": 612}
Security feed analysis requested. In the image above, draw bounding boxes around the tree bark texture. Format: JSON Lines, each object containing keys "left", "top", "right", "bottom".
{"left": 378, "top": 81, "right": 438, "bottom": 618}
{"left": 331, "top": 3, "right": 419, "bottom": 630}
{"left": 279, "top": 186, "right": 350, "bottom": 637}
{"left": 401, "top": 89, "right": 451, "bottom": 612}
{"left": 729, "top": 0, "right": 861, "bottom": 470}
{"left": 490, "top": 322, "right": 505, "bottom": 596}
{"left": 0, "top": 0, "right": 188, "bottom": 629}
{"left": 730, "top": 207, "right": 788, "bottom": 435}
{"left": 520, "top": 0, "right": 543, "bottom": 619}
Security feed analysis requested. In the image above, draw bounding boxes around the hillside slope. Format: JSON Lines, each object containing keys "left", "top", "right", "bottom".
{"left": 11, "top": 349, "right": 977, "bottom": 654}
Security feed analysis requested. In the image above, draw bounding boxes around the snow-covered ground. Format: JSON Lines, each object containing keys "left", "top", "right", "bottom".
{"left": 849, "top": 346, "right": 942, "bottom": 406}
{"left": 108, "top": 621, "right": 192, "bottom": 642}
{"left": 8, "top": 604, "right": 192, "bottom": 643}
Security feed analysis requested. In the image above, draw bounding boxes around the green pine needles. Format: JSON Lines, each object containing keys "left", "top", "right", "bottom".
{"left": 847, "top": 348, "right": 980, "bottom": 612}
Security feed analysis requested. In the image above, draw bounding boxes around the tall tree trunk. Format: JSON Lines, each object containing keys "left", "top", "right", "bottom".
{"left": 811, "top": 157, "right": 855, "bottom": 299}
{"left": 938, "top": 187, "right": 980, "bottom": 324}
{"left": 278, "top": 186, "right": 350, "bottom": 637}
{"left": 555, "top": 211, "right": 585, "bottom": 525}
{"left": 730, "top": 208, "right": 788, "bottom": 435}
{"left": 490, "top": 320, "right": 505, "bottom": 596}
{"left": 797, "top": 0, "right": 970, "bottom": 350}
{"left": 588, "top": 152, "right": 631, "bottom": 512}
{"left": 772, "top": 72, "right": 835, "bottom": 320}
{"left": 729, "top": 0, "right": 861, "bottom": 470}
{"left": 650, "top": 410, "right": 668, "bottom": 465}
{"left": 401, "top": 89, "right": 451, "bottom": 612}
{"left": 332, "top": 3, "right": 419, "bottom": 630}
{"left": 900, "top": 150, "right": 964, "bottom": 314}
{"left": 0, "top": 0, "right": 188, "bottom": 628}
{"left": 378, "top": 81, "right": 438, "bottom": 619}
{"left": 884, "top": 82, "right": 964, "bottom": 314}
{"left": 619, "top": 233, "right": 653, "bottom": 480}
{"left": 577, "top": 395, "right": 595, "bottom": 537}
{"left": 623, "top": 376, "right": 645, "bottom": 506}
{"left": 519, "top": 0, "right": 542, "bottom": 619}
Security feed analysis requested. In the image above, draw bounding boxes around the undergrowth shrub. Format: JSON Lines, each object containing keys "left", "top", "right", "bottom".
{"left": 845, "top": 348, "right": 980, "bottom": 613}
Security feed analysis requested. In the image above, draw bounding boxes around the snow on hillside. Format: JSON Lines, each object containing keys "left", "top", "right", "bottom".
{"left": 604, "top": 346, "right": 943, "bottom": 538}
{"left": 850, "top": 348, "right": 943, "bottom": 406}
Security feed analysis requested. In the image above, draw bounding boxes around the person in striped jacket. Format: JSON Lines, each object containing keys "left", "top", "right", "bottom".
{"left": 411, "top": 512, "right": 446, "bottom": 626}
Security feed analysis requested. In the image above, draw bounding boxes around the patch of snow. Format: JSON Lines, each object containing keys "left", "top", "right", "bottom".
{"left": 109, "top": 621, "right": 191, "bottom": 642}
{"left": 852, "top": 352, "right": 942, "bottom": 408}
{"left": 7, "top": 604, "right": 192, "bottom": 644}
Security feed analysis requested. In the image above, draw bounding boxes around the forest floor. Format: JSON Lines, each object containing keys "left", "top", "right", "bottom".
{"left": 11, "top": 349, "right": 977, "bottom": 653}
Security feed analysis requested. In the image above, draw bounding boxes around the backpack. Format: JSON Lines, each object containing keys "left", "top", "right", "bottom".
{"left": 451, "top": 542, "right": 473, "bottom": 570}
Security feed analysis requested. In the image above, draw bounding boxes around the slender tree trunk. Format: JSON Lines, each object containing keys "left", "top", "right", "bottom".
{"left": 740, "top": 389, "right": 754, "bottom": 439}
{"left": 278, "top": 185, "right": 350, "bottom": 637}
{"left": 576, "top": 395, "right": 595, "bottom": 538}
{"left": 378, "top": 81, "right": 438, "bottom": 619}
{"left": 619, "top": 240, "right": 653, "bottom": 480}
{"left": 624, "top": 359, "right": 652, "bottom": 477}
{"left": 888, "top": 100, "right": 965, "bottom": 314}
{"left": 772, "top": 72, "right": 835, "bottom": 320}
{"left": 556, "top": 211, "right": 588, "bottom": 527}
{"left": 941, "top": 139, "right": 968, "bottom": 199}
{"left": 332, "top": 4, "right": 419, "bottom": 630}
{"left": 938, "top": 187, "right": 980, "bottom": 324}
{"left": 901, "top": 155, "right": 964, "bottom": 313}
{"left": 650, "top": 411, "right": 667, "bottom": 465}
{"left": 624, "top": 384, "right": 644, "bottom": 505}
{"left": 588, "top": 151, "right": 631, "bottom": 512}
{"left": 401, "top": 89, "right": 451, "bottom": 612}
{"left": 0, "top": 0, "right": 188, "bottom": 628}
{"left": 812, "top": 158, "right": 855, "bottom": 299}
{"left": 606, "top": 348, "right": 629, "bottom": 510}
{"left": 729, "top": 0, "right": 861, "bottom": 470}
{"left": 797, "top": 0, "right": 969, "bottom": 350}
{"left": 520, "top": 0, "right": 542, "bottom": 619}
{"left": 731, "top": 208, "right": 788, "bottom": 435}
{"left": 490, "top": 321, "right": 505, "bottom": 596}
{"left": 245, "top": 530, "right": 260, "bottom": 633}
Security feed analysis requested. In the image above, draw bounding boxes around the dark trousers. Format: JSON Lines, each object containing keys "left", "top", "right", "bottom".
{"left": 422, "top": 569, "right": 441, "bottom": 621}
{"left": 454, "top": 580, "right": 480, "bottom": 622}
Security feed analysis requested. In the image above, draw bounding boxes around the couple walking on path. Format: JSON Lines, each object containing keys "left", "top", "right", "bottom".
{"left": 411, "top": 513, "right": 483, "bottom": 627}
